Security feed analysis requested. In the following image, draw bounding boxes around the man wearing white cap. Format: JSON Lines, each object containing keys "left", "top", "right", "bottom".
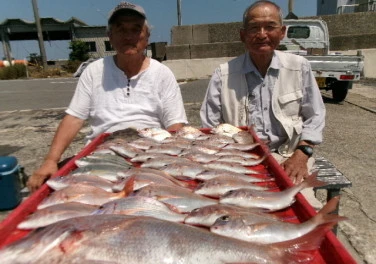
{"left": 27, "top": 2, "right": 188, "bottom": 192}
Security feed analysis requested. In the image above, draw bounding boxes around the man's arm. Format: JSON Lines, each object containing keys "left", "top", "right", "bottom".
{"left": 27, "top": 114, "right": 85, "bottom": 192}
{"left": 200, "top": 67, "right": 223, "bottom": 128}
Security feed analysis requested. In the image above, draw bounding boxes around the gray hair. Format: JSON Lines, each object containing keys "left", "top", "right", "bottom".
{"left": 242, "top": 1, "right": 284, "bottom": 28}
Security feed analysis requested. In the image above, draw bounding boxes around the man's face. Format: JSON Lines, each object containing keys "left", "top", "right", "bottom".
{"left": 240, "top": 4, "right": 286, "bottom": 56}
{"left": 108, "top": 15, "right": 149, "bottom": 56}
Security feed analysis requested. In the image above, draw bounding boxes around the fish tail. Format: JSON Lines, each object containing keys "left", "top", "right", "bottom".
{"left": 301, "top": 171, "right": 327, "bottom": 189}
{"left": 119, "top": 175, "right": 136, "bottom": 197}
{"left": 313, "top": 196, "right": 348, "bottom": 225}
{"left": 273, "top": 222, "right": 336, "bottom": 263}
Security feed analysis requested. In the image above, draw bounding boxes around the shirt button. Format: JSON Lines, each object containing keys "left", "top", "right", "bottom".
{"left": 264, "top": 107, "right": 268, "bottom": 111}
{"left": 262, "top": 84, "right": 266, "bottom": 87}
{"left": 266, "top": 129, "right": 269, "bottom": 132}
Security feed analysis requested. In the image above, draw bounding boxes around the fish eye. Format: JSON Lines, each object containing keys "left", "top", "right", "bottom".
{"left": 98, "top": 205, "right": 104, "bottom": 209}
{"left": 219, "top": 215, "right": 230, "bottom": 221}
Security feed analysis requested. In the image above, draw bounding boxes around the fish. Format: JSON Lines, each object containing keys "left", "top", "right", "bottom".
{"left": 204, "top": 134, "right": 236, "bottom": 144}
{"left": 161, "top": 162, "right": 207, "bottom": 180}
{"left": 180, "top": 145, "right": 221, "bottom": 155}
{"left": 109, "top": 144, "right": 144, "bottom": 158}
{"left": 215, "top": 149, "right": 260, "bottom": 159}
{"left": 74, "top": 154, "right": 132, "bottom": 168}
{"left": 220, "top": 172, "right": 327, "bottom": 211}
{"left": 211, "top": 196, "right": 347, "bottom": 244}
{"left": 196, "top": 169, "right": 273, "bottom": 182}
{"left": 138, "top": 127, "right": 172, "bottom": 142}
{"left": 184, "top": 204, "right": 277, "bottom": 227}
{"left": 17, "top": 202, "right": 98, "bottom": 229}
{"left": 211, "top": 123, "right": 243, "bottom": 137}
{"left": 37, "top": 182, "right": 132, "bottom": 209}
{"left": 140, "top": 156, "right": 191, "bottom": 169}
{"left": 216, "top": 155, "right": 266, "bottom": 166}
{"left": 145, "top": 144, "right": 184, "bottom": 155}
{"left": 112, "top": 171, "right": 189, "bottom": 191}
{"left": 127, "top": 137, "right": 161, "bottom": 150}
{"left": 222, "top": 142, "right": 260, "bottom": 151}
{"left": 232, "top": 130, "right": 255, "bottom": 144}
{"left": 0, "top": 215, "right": 334, "bottom": 264}
{"left": 175, "top": 126, "right": 209, "bottom": 140}
{"left": 92, "top": 196, "right": 186, "bottom": 222}
{"left": 46, "top": 174, "right": 115, "bottom": 192}
{"left": 130, "top": 153, "right": 172, "bottom": 163}
{"left": 131, "top": 184, "right": 217, "bottom": 213}
{"left": 203, "top": 161, "right": 262, "bottom": 174}
{"left": 194, "top": 175, "right": 272, "bottom": 198}
{"left": 180, "top": 152, "right": 220, "bottom": 163}
{"left": 70, "top": 164, "right": 131, "bottom": 182}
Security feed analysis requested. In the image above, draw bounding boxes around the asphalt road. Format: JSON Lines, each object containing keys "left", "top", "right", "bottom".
{"left": 0, "top": 77, "right": 375, "bottom": 263}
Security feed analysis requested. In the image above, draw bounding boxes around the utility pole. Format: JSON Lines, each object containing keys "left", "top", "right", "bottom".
{"left": 177, "top": 0, "right": 182, "bottom": 26}
{"left": 32, "top": 0, "right": 47, "bottom": 69}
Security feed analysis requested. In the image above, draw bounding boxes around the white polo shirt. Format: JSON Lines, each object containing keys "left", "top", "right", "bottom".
{"left": 66, "top": 56, "right": 187, "bottom": 140}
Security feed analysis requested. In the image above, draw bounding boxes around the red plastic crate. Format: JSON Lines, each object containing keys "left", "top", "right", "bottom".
{"left": 0, "top": 128, "right": 356, "bottom": 263}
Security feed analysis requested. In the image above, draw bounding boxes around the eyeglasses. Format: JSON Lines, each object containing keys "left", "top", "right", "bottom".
{"left": 243, "top": 24, "right": 282, "bottom": 35}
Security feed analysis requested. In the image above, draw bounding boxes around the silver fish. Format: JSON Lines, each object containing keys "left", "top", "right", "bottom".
{"left": 138, "top": 127, "right": 172, "bottom": 142}
{"left": 109, "top": 144, "right": 144, "bottom": 158}
{"left": 17, "top": 202, "right": 98, "bottom": 229}
{"left": 220, "top": 172, "right": 326, "bottom": 211}
{"left": 175, "top": 126, "right": 208, "bottom": 140}
{"left": 215, "top": 149, "right": 260, "bottom": 159}
{"left": 184, "top": 204, "right": 276, "bottom": 227}
{"left": 196, "top": 169, "right": 273, "bottom": 183}
{"left": 232, "top": 130, "right": 255, "bottom": 144}
{"left": 222, "top": 142, "right": 260, "bottom": 151}
{"left": 92, "top": 196, "right": 186, "bottom": 222}
{"left": 127, "top": 137, "right": 161, "bottom": 150}
{"left": 131, "top": 184, "right": 217, "bottom": 213}
{"left": 37, "top": 182, "right": 131, "bottom": 209}
{"left": 216, "top": 155, "right": 266, "bottom": 166}
{"left": 70, "top": 164, "right": 131, "bottom": 182}
{"left": 74, "top": 154, "right": 132, "bottom": 168}
{"left": 161, "top": 162, "right": 207, "bottom": 180}
{"left": 203, "top": 161, "right": 262, "bottom": 174}
{"left": 46, "top": 174, "right": 115, "bottom": 192}
{"left": 211, "top": 196, "right": 347, "bottom": 244}
{"left": 145, "top": 144, "right": 184, "bottom": 155}
{"left": 211, "top": 123, "right": 243, "bottom": 137}
{"left": 140, "top": 156, "right": 191, "bottom": 169}
{"left": 0, "top": 215, "right": 331, "bottom": 264}
{"left": 180, "top": 152, "right": 220, "bottom": 163}
{"left": 194, "top": 176, "right": 272, "bottom": 198}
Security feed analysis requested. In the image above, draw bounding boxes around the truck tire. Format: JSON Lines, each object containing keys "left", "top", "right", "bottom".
{"left": 331, "top": 81, "right": 352, "bottom": 102}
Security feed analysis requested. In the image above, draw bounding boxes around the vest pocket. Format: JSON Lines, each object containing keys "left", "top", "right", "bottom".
{"left": 278, "top": 90, "right": 303, "bottom": 116}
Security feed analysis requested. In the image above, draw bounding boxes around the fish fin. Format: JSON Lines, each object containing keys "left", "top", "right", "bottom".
{"left": 163, "top": 203, "right": 182, "bottom": 213}
{"left": 313, "top": 196, "right": 348, "bottom": 225}
{"left": 272, "top": 222, "right": 336, "bottom": 263}
{"left": 119, "top": 175, "right": 136, "bottom": 197}
{"left": 302, "top": 171, "right": 327, "bottom": 189}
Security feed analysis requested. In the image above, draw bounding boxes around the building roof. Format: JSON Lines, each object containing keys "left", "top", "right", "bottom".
{"left": 0, "top": 17, "right": 88, "bottom": 41}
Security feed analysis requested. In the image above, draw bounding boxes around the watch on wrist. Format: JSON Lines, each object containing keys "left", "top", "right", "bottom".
{"left": 296, "top": 145, "right": 313, "bottom": 157}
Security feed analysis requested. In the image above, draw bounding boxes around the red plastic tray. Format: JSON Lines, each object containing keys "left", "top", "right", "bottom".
{"left": 0, "top": 128, "right": 356, "bottom": 263}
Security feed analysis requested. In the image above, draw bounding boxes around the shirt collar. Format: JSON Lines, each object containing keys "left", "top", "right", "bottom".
{"left": 242, "top": 51, "right": 282, "bottom": 74}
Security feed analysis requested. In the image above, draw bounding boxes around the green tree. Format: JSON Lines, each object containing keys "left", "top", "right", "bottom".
{"left": 69, "top": 40, "right": 90, "bottom": 62}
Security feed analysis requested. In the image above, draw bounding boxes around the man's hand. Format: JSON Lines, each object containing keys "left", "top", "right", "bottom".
{"left": 281, "top": 151, "right": 310, "bottom": 184}
{"left": 27, "top": 159, "right": 58, "bottom": 193}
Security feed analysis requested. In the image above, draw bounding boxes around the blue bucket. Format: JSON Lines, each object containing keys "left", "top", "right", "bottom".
{"left": 0, "top": 156, "right": 22, "bottom": 210}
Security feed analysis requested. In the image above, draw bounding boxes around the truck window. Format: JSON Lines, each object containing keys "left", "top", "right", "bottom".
{"left": 287, "top": 26, "right": 310, "bottom": 39}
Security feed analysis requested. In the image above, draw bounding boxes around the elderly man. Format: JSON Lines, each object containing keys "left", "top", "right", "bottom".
{"left": 200, "top": 1, "right": 325, "bottom": 208}
{"left": 27, "top": 2, "right": 187, "bottom": 192}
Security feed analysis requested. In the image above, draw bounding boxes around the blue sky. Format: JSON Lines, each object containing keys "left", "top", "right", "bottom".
{"left": 0, "top": 0, "right": 317, "bottom": 60}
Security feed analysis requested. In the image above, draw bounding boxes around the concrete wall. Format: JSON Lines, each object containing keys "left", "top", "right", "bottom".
{"left": 167, "top": 12, "right": 376, "bottom": 59}
{"left": 163, "top": 49, "right": 376, "bottom": 80}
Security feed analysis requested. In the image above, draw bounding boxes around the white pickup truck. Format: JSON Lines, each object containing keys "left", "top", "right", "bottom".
{"left": 280, "top": 19, "right": 364, "bottom": 102}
